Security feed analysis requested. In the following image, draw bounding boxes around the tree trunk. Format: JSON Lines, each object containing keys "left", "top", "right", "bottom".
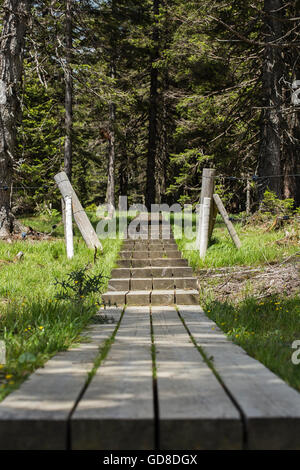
{"left": 106, "top": 62, "right": 116, "bottom": 218}
{"left": 156, "top": 69, "right": 169, "bottom": 204}
{"left": 64, "top": 0, "right": 73, "bottom": 181}
{"left": 257, "top": 0, "right": 283, "bottom": 200}
{"left": 282, "top": 84, "right": 300, "bottom": 204}
{"left": 119, "top": 144, "right": 128, "bottom": 197}
{"left": 145, "top": 0, "right": 160, "bottom": 209}
{"left": 0, "top": 0, "right": 30, "bottom": 237}
{"left": 282, "top": 3, "right": 300, "bottom": 206}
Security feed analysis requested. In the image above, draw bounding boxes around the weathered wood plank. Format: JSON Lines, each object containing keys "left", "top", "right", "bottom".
{"left": 178, "top": 305, "right": 300, "bottom": 450}
{"left": 0, "top": 308, "right": 122, "bottom": 450}
{"left": 71, "top": 307, "right": 154, "bottom": 450}
{"left": 151, "top": 306, "right": 242, "bottom": 450}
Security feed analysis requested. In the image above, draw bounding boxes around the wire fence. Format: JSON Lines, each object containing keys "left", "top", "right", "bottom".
{"left": 0, "top": 174, "right": 299, "bottom": 192}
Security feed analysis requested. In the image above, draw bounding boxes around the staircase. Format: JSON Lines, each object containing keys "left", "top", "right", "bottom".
{"left": 102, "top": 216, "right": 199, "bottom": 306}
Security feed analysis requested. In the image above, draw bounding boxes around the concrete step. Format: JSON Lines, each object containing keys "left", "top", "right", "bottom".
{"left": 116, "top": 258, "right": 189, "bottom": 268}
{"left": 102, "top": 291, "right": 128, "bottom": 306}
{"left": 153, "top": 277, "right": 198, "bottom": 290}
{"left": 127, "top": 290, "right": 151, "bottom": 306}
{"left": 119, "top": 250, "right": 181, "bottom": 259}
{"left": 130, "top": 266, "right": 194, "bottom": 278}
{"left": 108, "top": 277, "right": 198, "bottom": 292}
{"left": 116, "top": 260, "right": 131, "bottom": 268}
{"left": 102, "top": 289, "right": 199, "bottom": 307}
{"left": 121, "top": 242, "right": 178, "bottom": 250}
{"left": 150, "top": 259, "right": 188, "bottom": 267}
{"left": 108, "top": 279, "right": 130, "bottom": 291}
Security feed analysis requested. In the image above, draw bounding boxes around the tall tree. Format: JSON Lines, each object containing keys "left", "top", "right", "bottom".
{"left": 257, "top": 0, "right": 283, "bottom": 199}
{"left": 64, "top": 0, "right": 73, "bottom": 180}
{"left": 0, "top": 0, "right": 30, "bottom": 236}
{"left": 282, "top": 0, "right": 300, "bottom": 205}
{"left": 106, "top": 61, "right": 116, "bottom": 217}
{"left": 145, "top": 0, "right": 160, "bottom": 209}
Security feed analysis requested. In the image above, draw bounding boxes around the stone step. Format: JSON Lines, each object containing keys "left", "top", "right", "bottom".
{"left": 102, "top": 289, "right": 199, "bottom": 307}
{"left": 132, "top": 266, "right": 194, "bottom": 278}
{"left": 127, "top": 290, "right": 151, "bottom": 306}
{"left": 108, "top": 277, "right": 198, "bottom": 292}
{"left": 110, "top": 267, "right": 194, "bottom": 279}
{"left": 116, "top": 258, "right": 189, "bottom": 268}
{"left": 154, "top": 277, "right": 198, "bottom": 290}
{"left": 150, "top": 259, "right": 188, "bottom": 267}
{"left": 121, "top": 242, "right": 178, "bottom": 250}
{"left": 108, "top": 279, "right": 130, "bottom": 291}
{"left": 102, "top": 291, "right": 128, "bottom": 306}
{"left": 119, "top": 251, "right": 181, "bottom": 259}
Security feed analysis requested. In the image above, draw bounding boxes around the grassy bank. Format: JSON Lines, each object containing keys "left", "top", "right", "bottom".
{"left": 175, "top": 215, "right": 300, "bottom": 391}
{"left": 174, "top": 214, "right": 299, "bottom": 269}
{"left": 0, "top": 212, "right": 123, "bottom": 400}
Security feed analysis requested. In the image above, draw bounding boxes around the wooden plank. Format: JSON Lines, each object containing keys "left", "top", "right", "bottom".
{"left": 178, "top": 305, "right": 300, "bottom": 450}
{"left": 54, "top": 171, "right": 102, "bottom": 250}
{"left": 151, "top": 307, "right": 242, "bottom": 450}
{"left": 71, "top": 307, "right": 155, "bottom": 450}
{"left": 0, "top": 308, "right": 122, "bottom": 450}
{"left": 213, "top": 193, "right": 241, "bottom": 249}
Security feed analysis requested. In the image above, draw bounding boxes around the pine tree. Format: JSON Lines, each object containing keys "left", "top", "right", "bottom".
{"left": 0, "top": 0, "right": 31, "bottom": 236}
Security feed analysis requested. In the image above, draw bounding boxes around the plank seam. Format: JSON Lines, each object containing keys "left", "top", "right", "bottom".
{"left": 176, "top": 307, "right": 248, "bottom": 450}
{"left": 66, "top": 307, "right": 126, "bottom": 450}
{"left": 149, "top": 306, "right": 160, "bottom": 450}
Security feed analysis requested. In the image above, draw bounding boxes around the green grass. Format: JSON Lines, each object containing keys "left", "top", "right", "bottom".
{"left": 202, "top": 294, "right": 300, "bottom": 391}
{"left": 174, "top": 213, "right": 300, "bottom": 391}
{"left": 0, "top": 212, "right": 124, "bottom": 401}
{"left": 173, "top": 214, "right": 299, "bottom": 269}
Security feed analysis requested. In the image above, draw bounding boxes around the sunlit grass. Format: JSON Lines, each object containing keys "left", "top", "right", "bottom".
{"left": 0, "top": 212, "right": 123, "bottom": 401}
{"left": 172, "top": 212, "right": 299, "bottom": 269}
{"left": 202, "top": 293, "right": 300, "bottom": 391}
{"left": 174, "top": 211, "right": 300, "bottom": 390}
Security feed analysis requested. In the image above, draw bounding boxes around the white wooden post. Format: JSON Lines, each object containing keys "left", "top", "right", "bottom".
{"left": 65, "top": 195, "right": 74, "bottom": 259}
{"left": 54, "top": 171, "right": 102, "bottom": 251}
{"left": 196, "top": 203, "right": 203, "bottom": 250}
{"left": 199, "top": 197, "right": 211, "bottom": 260}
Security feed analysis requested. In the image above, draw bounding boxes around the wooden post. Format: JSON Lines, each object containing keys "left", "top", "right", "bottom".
{"left": 199, "top": 197, "right": 211, "bottom": 259}
{"left": 65, "top": 195, "right": 74, "bottom": 259}
{"left": 246, "top": 178, "right": 251, "bottom": 216}
{"left": 213, "top": 194, "right": 241, "bottom": 249}
{"left": 199, "top": 168, "right": 216, "bottom": 243}
{"left": 196, "top": 203, "right": 202, "bottom": 250}
{"left": 54, "top": 172, "right": 103, "bottom": 251}
{"left": 61, "top": 197, "right": 66, "bottom": 242}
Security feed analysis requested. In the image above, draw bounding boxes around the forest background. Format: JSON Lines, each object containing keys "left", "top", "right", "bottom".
{"left": 0, "top": 0, "right": 299, "bottom": 228}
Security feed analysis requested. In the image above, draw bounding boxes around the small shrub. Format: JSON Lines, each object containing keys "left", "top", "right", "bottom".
{"left": 260, "top": 190, "right": 294, "bottom": 217}
{"left": 54, "top": 266, "right": 108, "bottom": 302}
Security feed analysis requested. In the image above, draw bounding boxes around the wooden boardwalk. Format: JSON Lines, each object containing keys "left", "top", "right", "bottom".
{"left": 1, "top": 305, "right": 300, "bottom": 449}
{"left": 1, "top": 217, "right": 300, "bottom": 449}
